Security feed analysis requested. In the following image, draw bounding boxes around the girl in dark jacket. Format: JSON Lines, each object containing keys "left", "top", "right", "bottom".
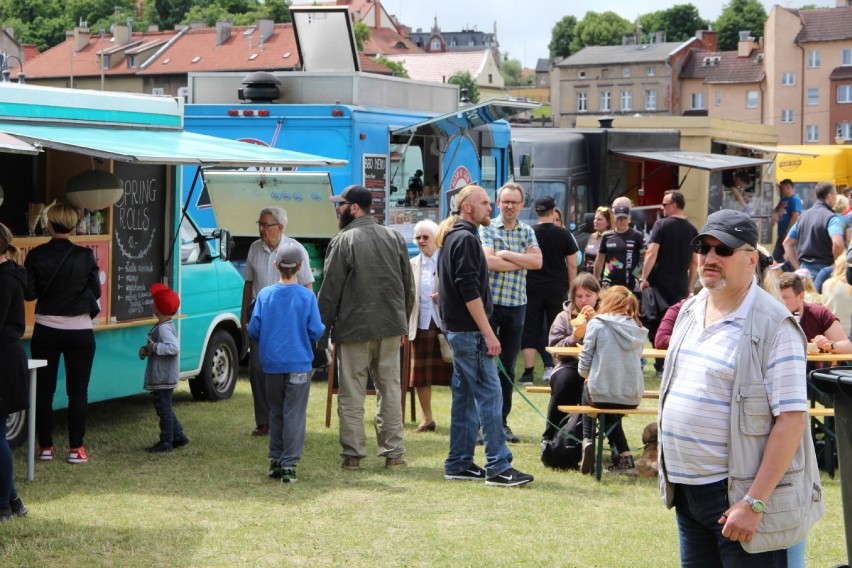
{"left": 24, "top": 204, "right": 100, "bottom": 465}
{"left": 0, "top": 223, "right": 29, "bottom": 520}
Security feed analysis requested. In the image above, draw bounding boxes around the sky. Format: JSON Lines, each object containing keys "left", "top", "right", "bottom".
{"left": 391, "top": 1, "right": 837, "bottom": 68}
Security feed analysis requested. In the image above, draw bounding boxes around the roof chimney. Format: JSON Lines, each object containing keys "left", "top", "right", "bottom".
{"left": 74, "top": 25, "right": 90, "bottom": 53}
{"left": 258, "top": 19, "right": 274, "bottom": 42}
{"left": 216, "top": 20, "right": 233, "bottom": 46}
{"left": 113, "top": 24, "right": 130, "bottom": 45}
{"left": 696, "top": 30, "right": 718, "bottom": 52}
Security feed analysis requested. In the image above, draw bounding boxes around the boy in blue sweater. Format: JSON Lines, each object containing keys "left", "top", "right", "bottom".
{"left": 248, "top": 243, "right": 325, "bottom": 483}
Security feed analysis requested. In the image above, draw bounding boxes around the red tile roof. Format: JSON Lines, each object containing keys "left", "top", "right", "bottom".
{"left": 363, "top": 26, "right": 424, "bottom": 56}
{"left": 679, "top": 50, "right": 765, "bottom": 84}
{"left": 795, "top": 6, "right": 852, "bottom": 43}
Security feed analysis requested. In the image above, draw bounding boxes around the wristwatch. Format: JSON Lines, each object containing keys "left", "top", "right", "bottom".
{"left": 830, "top": 342, "right": 837, "bottom": 352}
{"left": 744, "top": 494, "right": 766, "bottom": 513}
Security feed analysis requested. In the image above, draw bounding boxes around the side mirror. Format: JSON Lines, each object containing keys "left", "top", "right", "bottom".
{"left": 212, "top": 229, "right": 234, "bottom": 261}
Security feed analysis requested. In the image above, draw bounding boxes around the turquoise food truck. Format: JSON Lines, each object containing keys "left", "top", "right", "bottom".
{"left": 0, "top": 82, "right": 342, "bottom": 446}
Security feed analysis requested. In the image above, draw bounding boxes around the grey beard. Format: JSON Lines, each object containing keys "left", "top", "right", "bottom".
{"left": 699, "top": 275, "right": 728, "bottom": 290}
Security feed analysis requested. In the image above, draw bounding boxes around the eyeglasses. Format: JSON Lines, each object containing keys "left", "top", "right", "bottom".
{"left": 257, "top": 222, "right": 281, "bottom": 229}
{"left": 692, "top": 243, "right": 755, "bottom": 257}
{"left": 661, "top": 201, "right": 673, "bottom": 207}
{"left": 500, "top": 200, "right": 522, "bottom": 207}
{"left": 414, "top": 235, "right": 430, "bottom": 241}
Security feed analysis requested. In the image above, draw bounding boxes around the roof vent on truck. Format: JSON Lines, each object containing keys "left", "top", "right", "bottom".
{"left": 237, "top": 71, "right": 281, "bottom": 103}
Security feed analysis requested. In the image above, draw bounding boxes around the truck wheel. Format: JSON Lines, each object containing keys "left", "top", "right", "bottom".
{"left": 199, "top": 330, "right": 237, "bottom": 401}
{"left": 187, "top": 378, "right": 207, "bottom": 401}
{"left": 5, "top": 410, "right": 26, "bottom": 448}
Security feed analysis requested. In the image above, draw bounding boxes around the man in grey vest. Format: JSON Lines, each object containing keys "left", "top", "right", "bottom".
{"left": 782, "top": 181, "right": 843, "bottom": 279}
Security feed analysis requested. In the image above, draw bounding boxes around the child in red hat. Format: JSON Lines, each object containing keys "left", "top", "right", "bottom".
{"left": 139, "top": 283, "right": 189, "bottom": 452}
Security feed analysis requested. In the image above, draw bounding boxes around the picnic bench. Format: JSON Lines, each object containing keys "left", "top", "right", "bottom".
{"left": 557, "top": 404, "right": 836, "bottom": 481}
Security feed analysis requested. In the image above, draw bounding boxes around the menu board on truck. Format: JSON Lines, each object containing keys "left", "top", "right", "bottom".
{"left": 111, "top": 162, "right": 167, "bottom": 321}
{"left": 362, "top": 153, "right": 387, "bottom": 225}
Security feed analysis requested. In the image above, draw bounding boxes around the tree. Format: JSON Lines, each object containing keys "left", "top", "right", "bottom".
{"left": 500, "top": 56, "right": 530, "bottom": 87}
{"left": 375, "top": 56, "right": 408, "bottom": 78}
{"left": 714, "top": 0, "right": 767, "bottom": 51}
{"left": 353, "top": 21, "right": 370, "bottom": 52}
{"left": 448, "top": 71, "right": 479, "bottom": 104}
{"left": 569, "top": 11, "right": 633, "bottom": 54}
{"left": 548, "top": 15, "right": 577, "bottom": 61}
{"left": 638, "top": 4, "right": 709, "bottom": 43}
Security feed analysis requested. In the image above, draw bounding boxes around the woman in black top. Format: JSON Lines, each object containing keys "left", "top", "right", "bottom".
{"left": 0, "top": 223, "right": 29, "bottom": 520}
{"left": 24, "top": 204, "right": 100, "bottom": 465}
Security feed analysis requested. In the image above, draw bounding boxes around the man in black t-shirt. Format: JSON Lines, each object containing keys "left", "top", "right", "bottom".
{"left": 520, "top": 196, "right": 578, "bottom": 384}
{"left": 639, "top": 190, "right": 698, "bottom": 371}
{"left": 594, "top": 204, "right": 644, "bottom": 291}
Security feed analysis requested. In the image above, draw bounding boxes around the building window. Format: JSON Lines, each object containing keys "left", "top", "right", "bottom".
{"left": 578, "top": 70, "right": 585, "bottom": 78}
{"left": 128, "top": 55, "right": 137, "bottom": 68}
{"left": 601, "top": 68, "right": 609, "bottom": 79}
{"left": 646, "top": 66, "right": 655, "bottom": 76}
{"left": 839, "top": 85, "right": 852, "bottom": 103}
{"left": 430, "top": 39, "right": 440, "bottom": 50}
{"left": 623, "top": 67, "right": 631, "bottom": 78}
{"left": 101, "top": 55, "right": 110, "bottom": 70}
{"left": 716, "top": 91, "right": 722, "bottom": 106}
{"left": 843, "top": 49, "right": 852, "bottom": 66}
{"left": 601, "top": 91, "right": 612, "bottom": 112}
{"left": 806, "top": 125, "right": 819, "bottom": 142}
{"left": 645, "top": 90, "right": 657, "bottom": 110}
{"left": 450, "top": 40, "right": 457, "bottom": 47}
{"left": 807, "top": 88, "right": 819, "bottom": 105}
{"left": 578, "top": 92, "right": 588, "bottom": 112}
{"left": 746, "top": 91, "right": 758, "bottom": 108}
{"left": 488, "top": 74, "right": 493, "bottom": 84}
{"left": 691, "top": 92, "right": 706, "bottom": 110}
{"left": 621, "top": 89, "right": 632, "bottom": 111}
{"left": 808, "top": 50, "right": 820, "bottom": 68}
{"left": 781, "top": 109, "right": 794, "bottom": 123}
{"left": 837, "top": 121, "right": 852, "bottom": 141}
{"left": 781, "top": 72, "right": 795, "bottom": 86}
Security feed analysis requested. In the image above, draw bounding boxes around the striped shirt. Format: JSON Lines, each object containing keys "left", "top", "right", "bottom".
{"left": 479, "top": 217, "right": 538, "bottom": 306}
{"left": 660, "top": 284, "right": 807, "bottom": 485}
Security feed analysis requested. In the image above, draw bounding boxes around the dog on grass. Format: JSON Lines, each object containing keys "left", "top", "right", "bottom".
{"left": 635, "top": 422, "right": 659, "bottom": 477}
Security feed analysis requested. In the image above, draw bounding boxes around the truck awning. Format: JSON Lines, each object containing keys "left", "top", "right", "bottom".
{"left": 0, "top": 132, "right": 38, "bottom": 155}
{"left": 392, "top": 100, "right": 539, "bottom": 138}
{"left": 0, "top": 123, "right": 346, "bottom": 167}
{"left": 713, "top": 140, "right": 820, "bottom": 157}
{"left": 613, "top": 150, "right": 770, "bottom": 171}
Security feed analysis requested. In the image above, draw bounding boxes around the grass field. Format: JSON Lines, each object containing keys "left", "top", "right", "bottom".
{"left": 1, "top": 366, "right": 846, "bottom": 567}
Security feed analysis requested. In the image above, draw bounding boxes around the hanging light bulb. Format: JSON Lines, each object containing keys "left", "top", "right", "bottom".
{"left": 65, "top": 170, "right": 123, "bottom": 210}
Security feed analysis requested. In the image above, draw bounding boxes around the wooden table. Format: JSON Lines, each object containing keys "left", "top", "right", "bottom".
{"left": 547, "top": 345, "right": 852, "bottom": 365}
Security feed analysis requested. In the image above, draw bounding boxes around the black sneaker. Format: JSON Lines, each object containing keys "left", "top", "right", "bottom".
{"left": 504, "top": 425, "right": 520, "bottom": 444}
{"left": 607, "top": 454, "right": 637, "bottom": 475}
{"left": 145, "top": 441, "right": 173, "bottom": 453}
{"left": 281, "top": 467, "right": 297, "bottom": 484}
{"left": 172, "top": 436, "right": 190, "bottom": 449}
{"left": 268, "top": 460, "right": 282, "bottom": 479}
{"left": 0, "top": 507, "right": 12, "bottom": 523}
{"left": 444, "top": 463, "right": 486, "bottom": 481}
{"left": 519, "top": 370, "right": 534, "bottom": 386}
{"left": 9, "top": 497, "right": 27, "bottom": 517}
{"left": 485, "top": 467, "right": 534, "bottom": 487}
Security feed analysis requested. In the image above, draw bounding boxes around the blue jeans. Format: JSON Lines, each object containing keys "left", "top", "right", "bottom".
{"left": 0, "top": 415, "right": 19, "bottom": 509}
{"left": 266, "top": 372, "right": 311, "bottom": 468}
{"left": 152, "top": 389, "right": 186, "bottom": 446}
{"left": 674, "top": 480, "right": 788, "bottom": 567}
{"left": 444, "top": 331, "right": 512, "bottom": 478}
{"left": 489, "top": 304, "right": 526, "bottom": 423}
{"left": 799, "top": 261, "right": 829, "bottom": 282}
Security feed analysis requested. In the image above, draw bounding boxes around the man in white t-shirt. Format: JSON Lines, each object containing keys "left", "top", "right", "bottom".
{"left": 659, "top": 209, "right": 822, "bottom": 565}
{"left": 242, "top": 207, "right": 313, "bottom": 436}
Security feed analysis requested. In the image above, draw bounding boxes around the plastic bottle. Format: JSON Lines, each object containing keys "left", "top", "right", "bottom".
{"left": 76, "top": 208, "right": 87, "bottom": 235}
{"left": 84, "top": 210, "right": 92, "bottom": 235}
{"left": 92, "top": 210, "right": 103, "bottom": 234}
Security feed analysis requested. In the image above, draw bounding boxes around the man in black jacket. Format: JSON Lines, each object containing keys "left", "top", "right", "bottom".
{"left": 437, "top": 185, "right": 533, "bottom": 487}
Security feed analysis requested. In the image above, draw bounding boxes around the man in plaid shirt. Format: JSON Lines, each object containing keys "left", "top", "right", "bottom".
{"left": 479, "top": 183, "right": 541, "bottom": 443}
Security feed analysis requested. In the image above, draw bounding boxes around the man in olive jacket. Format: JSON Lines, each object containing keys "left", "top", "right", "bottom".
{"left": 318, "top": 185, "right": 414, "bottom": 470}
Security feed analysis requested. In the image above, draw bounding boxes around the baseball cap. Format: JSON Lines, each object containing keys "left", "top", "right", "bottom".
{"left": 330, "top": 184, "right": 372, "bottom": 208}
{"left": 613, "top": 205, "right": 630, "bottom": 218}
{"left": 534, "top": 196, "right": 556, "bottom": 213}
{"left": 150, "top": 283, "right": 180, "bottom": 316}
{"left": 275, "top": 242, "right": 304, "bottom": 269}
{"left": 694, "top": 209, "right": 758, "bottom": 249}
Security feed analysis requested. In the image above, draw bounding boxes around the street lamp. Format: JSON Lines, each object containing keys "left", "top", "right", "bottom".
{"left": 0, "top": 53, "right": 26, "bottom": 84}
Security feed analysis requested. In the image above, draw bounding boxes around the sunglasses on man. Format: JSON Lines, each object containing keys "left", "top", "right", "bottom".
{"left": 692, "top": 242, "right": 755, "bottom": 257}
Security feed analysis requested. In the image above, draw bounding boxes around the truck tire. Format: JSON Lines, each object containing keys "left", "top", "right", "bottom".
{"left": 187, "top": 377, "right": 207, "bottom": 401}
{"left": 5, "top": 410, "right": 26, "bottom": 448}
{"left": 198, "top": 330, "right": 237, "bottom": 401}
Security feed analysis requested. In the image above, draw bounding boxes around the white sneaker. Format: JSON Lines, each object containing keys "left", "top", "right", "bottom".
{"left": 542, "top": 367, "right": 554, "bottom": 382}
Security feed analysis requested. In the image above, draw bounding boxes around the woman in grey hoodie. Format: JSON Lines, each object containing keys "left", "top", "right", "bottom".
{"left": 577, "top": 286, "right": 647, "bottom": 475}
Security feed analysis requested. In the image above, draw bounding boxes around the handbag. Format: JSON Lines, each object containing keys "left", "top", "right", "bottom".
{"left": 436, "top": 332, "right": 453, "bottom": 364}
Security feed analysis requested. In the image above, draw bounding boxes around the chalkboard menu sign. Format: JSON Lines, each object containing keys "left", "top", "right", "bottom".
{"left": 362, "top": 153, "right": 387, "bottom": 225}
{"left": 111, "top": 162, "right": 167, "bottom": 321}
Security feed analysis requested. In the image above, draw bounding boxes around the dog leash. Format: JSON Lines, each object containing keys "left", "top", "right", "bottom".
{"left": 494, "top": 357, "right": 583, "bottom": 444}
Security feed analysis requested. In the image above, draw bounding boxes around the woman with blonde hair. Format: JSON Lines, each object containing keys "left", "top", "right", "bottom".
{"left": 25, "top": 203, "right": 101, "bottom": 464}
{"left": 820, "top": 255, "right": 852, "bottom": 336}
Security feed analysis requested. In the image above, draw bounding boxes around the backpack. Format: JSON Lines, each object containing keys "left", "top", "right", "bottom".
{"left": 540, "top": 413, "right": 583, "bottom": 470}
